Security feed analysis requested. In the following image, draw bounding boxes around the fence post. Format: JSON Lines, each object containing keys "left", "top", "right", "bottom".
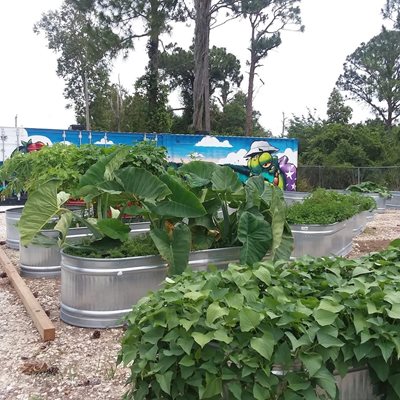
{"left": 318, "top": 166, "right": 322, "bottom": 188}
{"left": 357, "top": 168, "right": 361, "bottom": 185}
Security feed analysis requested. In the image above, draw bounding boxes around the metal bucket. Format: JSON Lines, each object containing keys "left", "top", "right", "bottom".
{"left": 60, "top": 246, "right": 241, "bottom": 328}
{"left": 290, "top": 219, "right": 352, "bottom": 258}
{"left": 19, "top": 230, "right": 61, "bottom": 278}
{"left": 5, "top": 206, "right": 24, "bottom": 249}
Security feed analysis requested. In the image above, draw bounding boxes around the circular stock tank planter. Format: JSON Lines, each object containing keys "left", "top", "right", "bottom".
{"left": 5, "top": 207, "right": 24, "bottom": 249}
{"left": 19, "top": 230, "right": 61, "bottom": 278}
{"left": 283, "top": 191, "right": 309, "bottom": 206}
{"left": 365, "top": 193, "right": 386, "bottom": 213}
{"left": 60, "top": 246, "right": 241, "bottom": 328}
{"left": 387, "top": 191, "right": 400, "bottom": 209}
{"left": 19, "top": 222, "right": 151, "bottom": 279}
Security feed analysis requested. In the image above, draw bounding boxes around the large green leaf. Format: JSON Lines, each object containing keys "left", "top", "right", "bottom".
{"left": 150, "top": 223, "right": 191, "bottom": 275}
{"left": 97, "top": 219, "right": 131, "bottom": 241}
{"left": 19, "top": 180, "right": 61, "bottom": 246}
{"left": 270, "top": 187, "right": 293, "bottom": 261}
{"left": 78, "top": 147, "right": 129, "bottom": 188}
{"left": 239, "top": 308, "right": 262, "bottom": 332}
{"left": 250, "top": 332, "right": 275, "bottom": 360}
{"left": 155, "top": 174, "right": 206, "bottom": 218}
{"left": 117, "top": 166, "right": 171, "bottom": 200}
{"left": 211, "top": 166, "right": 243, "bottom": 194}
{"left": 54, "top": 211, "right": 73, "bottom": 245}
{"left": 178, "top": 161, "right": 219, "bottom": 187}
{"left": 238, "top": 211, "right": 272, "bottom": 265}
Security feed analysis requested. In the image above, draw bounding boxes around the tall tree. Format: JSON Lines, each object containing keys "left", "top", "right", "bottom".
{"left": 81, "top": 0, "right": 185, "bottom": 132}
{"left": 191, "top": 0, "right": 240, "bottom": 133}
{"left": 160, "top": 45, "right": 243, "bottom": 130}
{"left": 326, "top": 88, "right": 353, "bottom": 124}
{"left": 382, "top": 0, "right": 400, "bottom": 29}
{"left": 336, "top": 29, "right": 400, "bottom": 128}
{"left": 241, "top": 0, "right": 303, "bottom": 136}
{"left": 34, "top": 0, "right": 120, "bottom": 128}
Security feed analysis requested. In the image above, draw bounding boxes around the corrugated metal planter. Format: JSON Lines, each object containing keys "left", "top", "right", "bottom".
{"left": 290, "top": 219, "right": 353, "bottom": 258}
{"left": 335, "top": 367, "right": 381, "bottom": 400}
{"left": 270, "top": 365, "right": 380, "bottom": 400}
{"left": 5, "top": 206, "right": 24, "bottom": 250}
{"left": 18, "top": 222, "right": 151, "bottom": 279}
{"left": 283, "top": 191, "right": 309, "bottom": 205}
{"left": 348, "top": 210, "right": 374, "bottom": 237}
{"left": 365, "top": 193, "right": 386, "bottom": 213}
{"left": 387, "top": 191, "right": 400, "bottom": 209}
{"left": 60, "top": 246, "right": 241, "bottom": 328}
{"left": 20, "top": 230, "right": 61, "bottom": 278}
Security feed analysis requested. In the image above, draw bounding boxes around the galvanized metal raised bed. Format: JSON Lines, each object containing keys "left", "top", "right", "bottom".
{"left": 283, "top": 191, "right": 309, "bottom": 205}
{"left": 387, "top": 191, "right": 400, "bottom": 209}
{"left": 19, "top": 222, "right": 151, "bottom": 278}
{"left": 365, "top": 193, "right": 386, "bottom": 213}
{"left": 60, "top": 246, "right": 241, "bottom": 328}
{"left": 290, "top": 219, "right": 353, "bottom": 258}
{"left": 5, "top": 206, "right": 24, "bottom": 250}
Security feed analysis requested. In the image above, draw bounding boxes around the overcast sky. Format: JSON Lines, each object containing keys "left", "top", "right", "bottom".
{"left": 0, "top": 0, "right": 389, "bottom": 135}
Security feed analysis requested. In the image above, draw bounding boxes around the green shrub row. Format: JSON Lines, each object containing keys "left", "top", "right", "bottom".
{"left": 287, "top": 189, "right": 376, "bottom": 225}
{"left": 119, "top": 240, "right": 400, "bottom": 399}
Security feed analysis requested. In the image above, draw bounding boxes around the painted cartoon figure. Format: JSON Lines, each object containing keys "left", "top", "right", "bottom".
{"left": 244, "top": 141, "right": 286, "bottom": 189}
{"left": 243, "top": 140, "right": 297, "bottom": 191}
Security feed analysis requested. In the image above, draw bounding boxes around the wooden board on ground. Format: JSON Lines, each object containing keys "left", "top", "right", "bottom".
{"left": 0, "top": 247, "right": 55, "bottom": 341}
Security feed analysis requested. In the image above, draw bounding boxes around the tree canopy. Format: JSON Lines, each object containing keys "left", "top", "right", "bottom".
{"left": 336, "top": 29, "right": 400, "bottom": 128}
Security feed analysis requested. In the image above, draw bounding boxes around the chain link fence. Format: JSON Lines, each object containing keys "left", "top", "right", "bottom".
{"left": 297, "top": 166, "right": 400, "bottom": 191}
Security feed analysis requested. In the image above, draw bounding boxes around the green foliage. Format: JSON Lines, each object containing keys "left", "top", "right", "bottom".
{"left": 119, "top": 242, "right": 400, "bottom": 399}
{"left": 64, "top": 234, "right": 158, "bottom": 258}
{"left": 287, "top": 189, "right": 373, "bottom": 225}
{"left": 347, "top": 181, "right": 392, "bottom": 199}
{"left": 19, "top": 151, "right": 292, "bottom": 274}
{"left": 337, "top": 28, "right": 400, "bottom": 128}
{"left": 0, "top": 144, "right": 107, "bottom": 195}
{"left": 326, "top": 88, "right": 352, "bottom": 124}
{"left": 34, "top": 1, "right": 121, "bottom": 127}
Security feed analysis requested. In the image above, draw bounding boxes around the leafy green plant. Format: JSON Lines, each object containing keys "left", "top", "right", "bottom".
{"left": 18, "top": 152, "right": 292, "bottom": 275}
{"left": 287, "top": 189, "right": 373, "bottom": 225}
{"left": 0, "top": 141, "right": 168, "bottom": 197}
{"left": 347, "top": 181, "right": 392, "bottom": 199}
{"left": 119, "top": 241, "right": 400, "bottom": 399}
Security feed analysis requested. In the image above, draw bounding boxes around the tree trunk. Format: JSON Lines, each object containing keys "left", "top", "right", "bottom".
{"left": 245, "top": 57, "right": 256, "bottom": 136}
{"left": 193, "top": 0, "right": 211, "bottom": 134}
{"left": 147, "top": 0, "right": 162, "bottom": 132}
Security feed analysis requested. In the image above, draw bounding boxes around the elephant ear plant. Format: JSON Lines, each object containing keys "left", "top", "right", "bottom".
{"left": 177, "top": 161, "right": 293, "bottom": 263}
{"left": 19, "top": 149, "right": 293, "bottom": 275}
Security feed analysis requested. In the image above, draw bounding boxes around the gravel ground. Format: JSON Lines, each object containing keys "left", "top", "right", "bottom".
{"left": 0, "top": 210, "right": 399, "bottom": 400}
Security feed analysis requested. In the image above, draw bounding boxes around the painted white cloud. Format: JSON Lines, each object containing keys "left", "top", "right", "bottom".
{"left": 277, "top": 148, "right": 298, "bottom": 167}
{"left": 95, "top": 138, "right": 114, "bottom": 145}
{"left": 187, "top": 151, "right": 205, "bottom": 159}
{"left": 60, "top": 140, "right": 72, "bottom": 145}
{"left": 218, "top": 149, "right": 248, "bottom": 165}
{"left": 195, "top": 135, "right": 232, "bottom": 148}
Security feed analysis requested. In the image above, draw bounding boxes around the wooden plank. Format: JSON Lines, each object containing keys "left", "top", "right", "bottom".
{"left": 0, "top": 247, "right": 55, "bottom": 341}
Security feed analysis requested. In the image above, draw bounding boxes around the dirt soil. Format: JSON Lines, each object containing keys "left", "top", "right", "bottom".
{"left": 0, "top": 210, "right": 399, "bottom": 400}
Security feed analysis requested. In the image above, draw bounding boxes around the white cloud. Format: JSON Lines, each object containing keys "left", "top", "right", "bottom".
{"left": 95, "top": 138, "right": 114, "bottom": 145}
{"left": 277, "top": 148, "right": 298, "bottom": 166}
{"left": 195, "top": 135, "right": 232, "bottom": 148}
{"left": 187, "top": 151, "right": 205, "bottom": 159}
{"left": 218, "top": 149, "right": 248, "bottom": 165}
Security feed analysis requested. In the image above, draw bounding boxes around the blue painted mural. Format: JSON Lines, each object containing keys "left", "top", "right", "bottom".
{"left": 0, "top": 127, "right": 298, "bottom": 191}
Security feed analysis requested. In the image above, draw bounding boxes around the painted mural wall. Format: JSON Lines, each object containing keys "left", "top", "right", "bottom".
{"left": 0, "top": 127, "right": 298, "bottom": 191}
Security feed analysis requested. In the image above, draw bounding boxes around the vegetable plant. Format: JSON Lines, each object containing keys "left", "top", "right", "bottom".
{"left": 18, "top": 151, "right": 293, "bottom": 275}
{"left": 119, "top": 240, "right": 400, "bottom": 399}
{"left": 287, "top": 189, "right": 375, "bottom": 225}
{"left": 347, "top": 181, "right": 392, "bottom": 199}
